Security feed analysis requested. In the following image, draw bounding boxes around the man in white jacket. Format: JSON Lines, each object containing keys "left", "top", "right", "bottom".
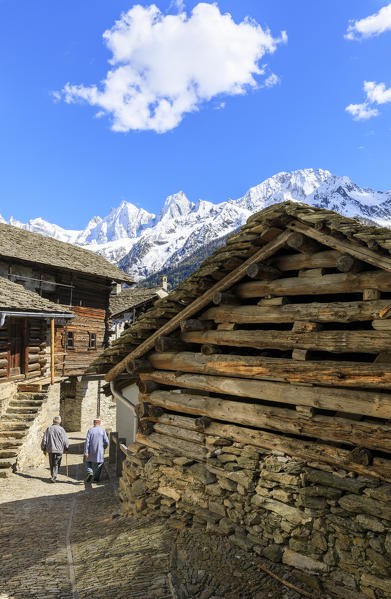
{"left": 41, "top": 416, "right": 69, "bottom": 482}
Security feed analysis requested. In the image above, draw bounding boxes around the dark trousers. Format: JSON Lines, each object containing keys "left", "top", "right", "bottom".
{"left": 86, "top": 461, "right": 103, "bottom": 481}
{"left": 48, "top": 452, "right": 62, "bottom": 479}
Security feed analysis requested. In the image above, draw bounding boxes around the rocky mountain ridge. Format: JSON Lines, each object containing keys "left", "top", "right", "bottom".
{"left": 2, "top": 168, "right": 390, "bottom": 282}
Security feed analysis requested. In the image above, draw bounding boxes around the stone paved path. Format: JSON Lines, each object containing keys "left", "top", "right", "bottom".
{"left": 0, "top": 434, "right": 315, "bottom": 599}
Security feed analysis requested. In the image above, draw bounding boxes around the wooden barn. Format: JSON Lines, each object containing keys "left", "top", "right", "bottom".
{"left": 91, "top": 201, "right": 391, "bottom": 597}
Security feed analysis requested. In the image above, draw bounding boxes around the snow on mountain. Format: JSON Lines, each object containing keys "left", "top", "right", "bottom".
{"left": 8, "top": 216, "right": 82, "bottom": 244}
{"left": 3, "top": 168, "right": 391, "bottom": 282}
{"left": 81, "top": 201, "right": 155, "bottom": 244}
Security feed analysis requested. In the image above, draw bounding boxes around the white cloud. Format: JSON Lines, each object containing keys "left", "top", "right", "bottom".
{"left": 57, "top": 3, "right": 287, "bottom": 133}
{"left": 364, "top": 80, "right": 391, "bottom": 104}
{"left": 345, "top": 102, "right": 379, "bottom": 120}
{"left": 263, "top": 73, "right": 280, "bottom": 88}
{"left": 345, "top": 3, "right": 391, "bottom": 40}
{"left": 346, "top": 80, "right": 391, "bottom": 120}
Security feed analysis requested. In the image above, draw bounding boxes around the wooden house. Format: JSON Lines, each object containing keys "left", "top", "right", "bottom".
{"left": 0, "top": 221, "right": 133, "bottom": 381}
{"left": 91, "top": 201, "right": 391, "bottom": 597}
{"left": 109, "top": 276, "right": 168, "bottom": 341}
{"left": 0, "top": 277, "right": 73, "bottom": 381}
{"left": 0, "top": 223, "right": 133, "bottom": 475}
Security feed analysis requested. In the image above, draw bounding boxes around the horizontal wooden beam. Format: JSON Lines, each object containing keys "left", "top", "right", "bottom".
{"left": 144, "top": 390, "right": 391, "bottom": 453}
{"left": 148, "top": 351, "right": 391, "bottom": 389}
{"left": 140, "top": 413, "right": 391, "bottom": 481}
{"left": 104, "top": 229, "right": 293, "bottom": 382}
{"left": 202, "top": 299, "right": 391, "bottom": 325}
{"left": 235, "top": 269, "right": 391, "bottom": 299}
{"left": 204, "top": 421, "right": 391, "bottom": 481}
{"left": 139, "top": 370, "right": 391, "bottom": 418}
{"left": 182, "top": 328, "right": 391, "bottom": 354}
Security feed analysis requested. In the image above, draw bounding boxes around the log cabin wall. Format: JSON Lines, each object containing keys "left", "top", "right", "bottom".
{"left": 0, "top": 318, "right": 48, "bottom": 382}
{"left": 96, "top": 202, "right": 391, "bottom": 599}
{"left": 0, "top": 260, "right": 112, "bottom": 377}
{"left": 55, "top": 306, "right": 106, "bottom": 376}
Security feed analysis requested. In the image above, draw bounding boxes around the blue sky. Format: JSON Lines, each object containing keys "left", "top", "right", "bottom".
{"left": 0, "top": 0, "right": 390, "bottom": 228}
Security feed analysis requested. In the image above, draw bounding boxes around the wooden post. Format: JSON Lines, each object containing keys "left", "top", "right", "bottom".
{"left": 116, "top": 437, "right": 126, "bottom": 476}
{"left": 50, "top": 318, "right": 55, "bottom": 385}
{"left": 109, "top": 432, "right": 118, "bottom": 463}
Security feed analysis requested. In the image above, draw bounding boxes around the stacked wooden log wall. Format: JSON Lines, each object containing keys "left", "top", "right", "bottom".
{"left": 26, "top": 319, "right": 47, "bottom": 378}
{"left": 120, "top": 228, "right": 391, "bottom": 598}
{"left": 137, "top": 237, "right": 391, "bottom": 480}
{"left": 0, "top": 319, "right": 47, "bottom": 381}
{"left": 55, "top": 306, "right": 106, "bottom": 376}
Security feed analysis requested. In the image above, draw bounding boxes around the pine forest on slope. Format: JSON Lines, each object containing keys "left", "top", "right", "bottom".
{"left": 2, "top": 168, "right": 391, "bottom": 288}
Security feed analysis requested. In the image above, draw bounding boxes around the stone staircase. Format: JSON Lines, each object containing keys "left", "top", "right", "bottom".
{"left": 0, "top": 391, "right": 48, "bottom": 477}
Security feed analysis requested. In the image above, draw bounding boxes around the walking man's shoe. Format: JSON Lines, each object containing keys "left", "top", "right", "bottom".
{"left": 85, "top": 473, "right": 93, "bottom": 483}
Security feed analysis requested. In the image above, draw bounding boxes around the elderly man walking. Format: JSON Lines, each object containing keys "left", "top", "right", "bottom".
{"left": 41, "top": 416, "right": 69, "bottom": 483}
{"left": 84, "top": 419, "right": 109, "bottom": 483}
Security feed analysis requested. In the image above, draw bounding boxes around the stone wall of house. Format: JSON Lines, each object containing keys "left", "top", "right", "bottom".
{"left": 60, "top": 377, "right": 116, "bottom": 433}
{"left": 17, "top": 382, "right": 62, "bottom": 471}
{"left": 0, "top": 381, "right": 18, "bottom": 418}
{"left": 120, "top": 441, "right": 391, "bottom": 599}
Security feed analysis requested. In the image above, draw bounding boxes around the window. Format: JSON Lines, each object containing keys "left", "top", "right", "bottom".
{"left": 88, "top": 332, "right": 97, "bottom": 349}
{"left": 65, "top": 331, "right": 74, "bottom": 349}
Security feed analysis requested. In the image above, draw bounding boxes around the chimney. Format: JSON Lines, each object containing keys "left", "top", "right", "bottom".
{"left": 160, "top": 275, "right": 168, "bottom": 291}
{"left": 111, "top": 282, "right": 122, "bottom": 296}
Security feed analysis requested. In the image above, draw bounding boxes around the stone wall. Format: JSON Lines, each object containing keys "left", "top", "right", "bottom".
{"left": 17, "top": 382, "right": 62, "bottom": 471}
{"left": 120, "top": 440, "right": 391, "bottom": 599}
{"left": 0, "top": 381, "right": 17, "bottom": 418}
{"left": 60, "top": 377, "right": 115, "bottom": 433}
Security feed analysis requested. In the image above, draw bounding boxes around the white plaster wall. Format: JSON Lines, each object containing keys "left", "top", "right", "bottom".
{"left": 116, "top": 383, "right": 139, "bottom": 445}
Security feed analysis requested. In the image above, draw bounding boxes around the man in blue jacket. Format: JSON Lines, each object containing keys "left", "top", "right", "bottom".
{"left": 84, "top": 419, "right": 109, "bottom": 483}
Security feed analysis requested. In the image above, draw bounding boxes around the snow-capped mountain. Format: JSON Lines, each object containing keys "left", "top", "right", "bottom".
{"left": 3, "top": 169, "right": 391, "bottom": 281}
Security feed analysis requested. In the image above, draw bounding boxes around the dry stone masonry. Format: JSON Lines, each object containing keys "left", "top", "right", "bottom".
{"left": 121, "top": 440, "right": 391, "bottom": 599}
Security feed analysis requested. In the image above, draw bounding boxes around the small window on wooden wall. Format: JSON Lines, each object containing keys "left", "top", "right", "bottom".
{"left": 63, "top": 331, "right": 74, "bottom": 349}
{"left": 88, "top": 332, "right": 97, "bottom": 349}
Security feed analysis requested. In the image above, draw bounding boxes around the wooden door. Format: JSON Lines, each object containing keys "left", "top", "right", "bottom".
{"left": 8, "top": 319, "right": 26, "bottom": 376}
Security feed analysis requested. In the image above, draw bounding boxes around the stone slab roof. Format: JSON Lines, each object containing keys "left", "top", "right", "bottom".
{"left": 89, "top": 200, "right": 391, "bottom": 374}
{"left": 0, "top": 277, "right": 72, "bottom": 313}
{"left": 0, "top": 222, "right": 133, "bottom": 284}
{"left": 109, "top": 287, "right": 162, "bottom": 317}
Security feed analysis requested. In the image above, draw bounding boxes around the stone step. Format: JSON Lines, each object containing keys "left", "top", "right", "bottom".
{"left": 2, "top": 414, "right": 35, "bottom": 422}
{"left": 0, "top": 431, "right": 26, "bottom": 440}
{"left": 6, "top": 407, "right": 39, "bottom": 415}
{"left": 0, "top": 457, "right": 15, "bottom": 469}
{"left": 0, "top": 469, "right": 10, "bottom": 478}
{"left": 9, "top": 400, "right": 44, "bottom": 408}
{"left": 17, "top": 392, "right": 47, "bottom": 400}
{"left": 0, "top": 440, "right": 23, "bottom": 449}
{"left": 0, "top": 422, "right": 29, "bottom": 431}
{"left": 0, "top": 449, "right": 18, "bottom": 459}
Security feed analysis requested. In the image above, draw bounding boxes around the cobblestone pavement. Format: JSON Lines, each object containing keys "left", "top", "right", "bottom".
{"left": 0, "top": 434, "right": 315, "bottom": 599}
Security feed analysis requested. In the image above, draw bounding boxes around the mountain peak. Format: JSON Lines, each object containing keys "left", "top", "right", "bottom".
{"left": 160, "top": 191, "right": 194, "bottom": 220}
